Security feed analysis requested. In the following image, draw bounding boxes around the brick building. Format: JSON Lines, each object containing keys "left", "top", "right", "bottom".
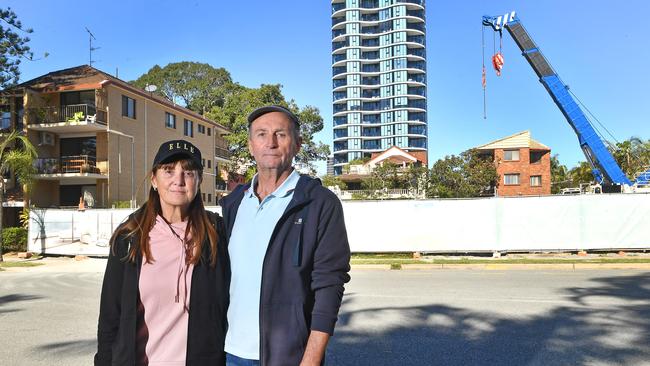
{"left": 476, "top": 131, "right": 551, "bottom": 196}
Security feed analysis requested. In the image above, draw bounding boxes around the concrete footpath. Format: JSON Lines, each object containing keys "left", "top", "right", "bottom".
{"left": 3, "top": 255, "right": 650, "bottom": 273}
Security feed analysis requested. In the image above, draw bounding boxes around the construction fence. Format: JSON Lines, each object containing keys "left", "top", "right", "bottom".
{"left": 28, "top": 193, "right": 650, "bottom": 256}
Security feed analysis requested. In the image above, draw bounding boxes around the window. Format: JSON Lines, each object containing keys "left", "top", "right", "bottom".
{"left": 504, "top": 174, "right": 520, "bottom": 185}
{"left": 198, "top": 124, "right": 205, "bottom": 134}
{"left": 208, "top": 193, "right": 212, "bottom": 203}
{"left": 503, "top": 149, "right": 520, "bottom": 161}
{"left": 530, "top": 175, "right": 542, "bottom": 187}
{"left": 530, "top": 151, "right": 544, "bottom": 164}
{"left": 165, "top": 112, "right": 176, "bottom": 129}
{"left": 122, "top": 95, "right": 136, "bottom": 118}
{"left": 207, "top": 160, "right": 212, "bottom": 169}
{"left": 202, "top": 193, "right": 206, "bottom": 201}
{"left": 202, "top": 158, "right": 205, "bottom": 167}
{"left": 184, "top": 119, "right": 194, "bottom": 137}
{"left": 207, "top": 127, "right": 211, "bottom": 136}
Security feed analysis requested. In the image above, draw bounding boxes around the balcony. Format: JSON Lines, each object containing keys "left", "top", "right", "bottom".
{"left": 407, "top": 23, "right": 426, "bottom": 32}
{"left": 332, "top": 66, "right": 347, "bottom": 77}
{"left": 332, "top": 54, "right": 346, "bottom": 64}
{"left": 407, "top": 10, "right": 425, "bottom": 19}
{"left": 34, "top": 155, "right": 106, "bottom": 180}
{"left": 334, "top": 116, "right": 348, "bottom": 126}
{"left": 407, "top": 35, "right": 425, "bottom": 45}
{"left": 332, "top": 3, "right": 345, "bottom": 13}
{"left": 361, "top": 14, "right": 379, "bottom": 22}
{"left": 397, "top": 0, "right": 424, "bottom": 6}
{"left": 333, "top": 79, "right": 347, "bottom": 89}
{"left": 215, "top": 145, "right": 230, "bottom": 161}
{"left": 332, "top": 29, "right": 346, "bottom": 38}
{"left": 361, "top": 0, "right": 378, "bottom": 8}
{"left": 27, "top": 104, "right": 107, "bottom": 133}
{"left": 332, "top": 17, "right": 346, "bottom": 27}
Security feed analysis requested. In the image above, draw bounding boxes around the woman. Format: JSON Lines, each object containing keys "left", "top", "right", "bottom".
{"left": 95, "top": 140, "right": 229, "bottom": 366}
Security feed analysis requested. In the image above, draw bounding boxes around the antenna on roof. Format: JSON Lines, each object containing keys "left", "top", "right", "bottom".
{"left": 85, "top": 27, "right": 100, "bottom": 67}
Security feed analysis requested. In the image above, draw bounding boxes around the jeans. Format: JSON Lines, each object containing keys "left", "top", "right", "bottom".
{"left": 226, "top": 353, "right": 261, "bottom": 366}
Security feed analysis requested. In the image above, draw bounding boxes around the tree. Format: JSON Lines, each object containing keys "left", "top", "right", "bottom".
{"left": 610, "top": 137, "right": 650, "bottom": 180}
{"left": 133, "top": 63, "right": 331, "bottom": 175}
{"left": 550, "top": 154, "right": 571, "bottom": 194}
{"left": 0, "top": 7, "right": 35, "bottom": 89}
{"left": 569, "top": 161, "right": 594, "bottom": 185}
{"left": 427, "top": 149, "right": 498, "bottom": 198}
{"left": 320, "top": 175, "right": 346, "bottom": 190}
{"left": 0, "top": 131, "right": 37, "bottom": 261}
{"left": 207, "top": 84, "right": 329, "bottom": 175}
{"left": 131, "top": 62, "right": 234, "bottom": 114}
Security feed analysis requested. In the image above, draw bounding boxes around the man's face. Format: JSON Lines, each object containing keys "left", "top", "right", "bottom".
{"left": 248, "top": 111, "right": 301, "bottom": 173}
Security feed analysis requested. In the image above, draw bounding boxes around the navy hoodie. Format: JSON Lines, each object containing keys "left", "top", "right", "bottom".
{"left": 220, "top": 175, "right": 351, "bottom": 366}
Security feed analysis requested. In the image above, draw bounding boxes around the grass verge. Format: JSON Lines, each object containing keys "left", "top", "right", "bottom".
{"left": 0, "top": 261, "right": 44, "bottom": 268}
{"left": 351, "top": 256, "right": 650, "bottom": 265}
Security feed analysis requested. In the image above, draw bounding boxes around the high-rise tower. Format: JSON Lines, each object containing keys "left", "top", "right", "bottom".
{"left": 331, "top": 0, "right": 427, "bottom": 175}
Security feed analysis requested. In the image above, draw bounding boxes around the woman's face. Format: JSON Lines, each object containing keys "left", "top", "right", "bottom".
{"left": 151, "top": 160, "right": 201, "bottom": 213}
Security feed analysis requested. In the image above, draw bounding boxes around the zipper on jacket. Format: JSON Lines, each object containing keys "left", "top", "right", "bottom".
{"left": 258, "top": 201, "right": 310, "bottom": 366}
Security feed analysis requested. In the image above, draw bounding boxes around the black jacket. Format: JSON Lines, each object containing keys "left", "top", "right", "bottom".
{"left": 220, "top": 175, "right": 351, "bottom": 366}
{"left": 94, "top": 210, "right": 230, "bottom": 366}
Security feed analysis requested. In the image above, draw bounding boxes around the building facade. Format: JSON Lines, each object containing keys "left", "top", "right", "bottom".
{"left": 331, "top": 0, "right": 427, "bottom": 175}
{"left": 476, "top": 131, "right": 552, "bottom": 197}
{"left": 0, "top": 65, "right": 230, "bottom": 209}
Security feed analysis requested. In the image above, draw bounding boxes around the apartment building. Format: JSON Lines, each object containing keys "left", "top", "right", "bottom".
{"left": 476, "top": 131, "right": 552, "bottom": 196}
{"left": 0, "top": 65, "right": 229, "bottom": 209}
{"left": 331, "top": 0, "right": 428, "bottom": 175}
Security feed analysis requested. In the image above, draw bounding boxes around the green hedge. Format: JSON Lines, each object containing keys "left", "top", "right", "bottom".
{"left": 2, "top": 227, "right": 28, "bottom": 252}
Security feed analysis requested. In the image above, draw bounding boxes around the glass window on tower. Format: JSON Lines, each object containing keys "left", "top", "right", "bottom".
{"left": 380, "top": 71, "right": 393, "bottom": 84}
{"left": 396, "top": 136, "right": 408, "bottom": 148}
{"left": 349, "top": 113, "right": 361, "bottom": 124}
{"left": 346, "top": 48, "right": 359, "bottom": 60}
{"left": 393, "top": 18, "right": 406, "bottom": 30}
{"left": 379, "top": 8, "right": 391, "bottom": 20}
{"left": 394, "top": 97, "right": 408, "bottom": 106}
{"left": 346, "top": 22, "right": 359, "bottom": 35}
{"left": 393, "top": 5, "right": 406, "bottom": 17}
{"left": 346, "top": 0, "right": 359, "bottom": 8}
{"left": 395, "top": 84, "right": 407, "bottom": 95}
{"left": 394, "top": 70, "right": 407, "bottom": 80}
{"left": 380, "top": 86, "right": 392, "bottom": 98}
{"left": 349, "top": 35, "right": 360, "bottom": 47}
{"left": 381, "top": 47, "right": 392, "bottom": 59}
{"left": 346, "top": 10, "right": 359, "bottom": 21}
{"left": 347, "top": 99, "right": 361, "bottom": 111}
{"left": 393, "top": 31, "right": 407, "bottom": 43}
{"left": 380, "top": 34, "right": 391, "bottom": 46}
{"left": 347, "top": 74, "right": 360, "bottom": 85}
{"left": 395, "top": 109, "right": 408, "bottom": 121}
{"left": 347, "top": 87, "right": 360, "bottom": 98}
{"left": 347, "top": 61, "right": 360, "bottom": 72}
{"left": 381, "top": 111, "right": 393, "bottom": 123}
{"left": 379, "top": 0, "right": 393, "bottom": 7}
{"left": 393, "top": 44, "right": 407, "bottom": 56}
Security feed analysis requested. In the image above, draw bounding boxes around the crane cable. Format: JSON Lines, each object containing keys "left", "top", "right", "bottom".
{"left": 482, "top": 25, "right": 487, "bottom": 119}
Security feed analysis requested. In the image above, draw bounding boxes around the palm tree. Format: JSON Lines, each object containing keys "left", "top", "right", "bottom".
{"left": 0, "top": 131, "right": 37, "bottom": 262}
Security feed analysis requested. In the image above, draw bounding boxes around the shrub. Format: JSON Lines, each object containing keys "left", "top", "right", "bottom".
{"left": 2, "top": 227, "right": 28, "bottom": 252}
{"left": 111, "top": 201, "right": 132, "bottom": 208}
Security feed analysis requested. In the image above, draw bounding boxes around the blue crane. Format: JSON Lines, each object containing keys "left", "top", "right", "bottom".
{"left": 482, "top": 12, "right": 634, "bottom": 187}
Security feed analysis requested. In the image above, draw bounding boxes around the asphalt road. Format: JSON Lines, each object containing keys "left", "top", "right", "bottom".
{"left": 1, "top": 265, "right": 649, "bottom": 365}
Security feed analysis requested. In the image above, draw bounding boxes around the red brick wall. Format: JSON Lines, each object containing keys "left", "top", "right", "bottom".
{"left": 495, "top": 148, "right": 551, "bottom": 196}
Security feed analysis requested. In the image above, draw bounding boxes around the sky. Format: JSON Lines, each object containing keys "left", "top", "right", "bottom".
{"left": 7, "top": 0, "right": 650, "bottom": 175}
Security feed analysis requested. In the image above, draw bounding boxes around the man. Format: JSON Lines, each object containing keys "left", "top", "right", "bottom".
{"left": 220, "top": 105, "right": 351, "bottom": 366}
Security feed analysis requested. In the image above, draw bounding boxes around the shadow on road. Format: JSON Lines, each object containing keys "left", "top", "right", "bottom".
{"left": 0, "top": 294, "right": 44, "bottom": 315}
{"left": 328, "top": 272, "right": 650, "bottom": 365}
{"left": 33, "top": 339, "right": 96, "bottom": 356}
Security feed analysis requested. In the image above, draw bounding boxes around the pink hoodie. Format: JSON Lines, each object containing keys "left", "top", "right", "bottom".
{"left": 136, "top": 216, "right": 194, "bottom": 366}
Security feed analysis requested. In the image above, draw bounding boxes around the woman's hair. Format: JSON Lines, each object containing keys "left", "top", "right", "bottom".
{"left": 109, "top": 158, "right": 218, "bottom": 267}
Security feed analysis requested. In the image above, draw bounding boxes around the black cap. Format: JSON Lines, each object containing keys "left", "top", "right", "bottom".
{"left": 247, "top": 105, "right": 300, "bottom": 129}
{"left": 153, "top": 140, "right": 202, "bottom": 169}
